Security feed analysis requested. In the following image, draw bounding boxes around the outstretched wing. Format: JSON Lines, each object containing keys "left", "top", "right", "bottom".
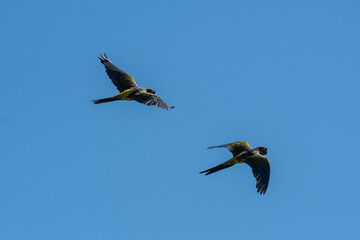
{"left": 199, "top": 157, "right": 240, "bottom": 175}
{"left": 208, "top": 141, "right": 251, "bottom": 157}
{"left": 131, "top": 92, "right": 173, "bottom": 110}
{"left": 99, "top": 53, "right": 138, "bottom": 92}
{"left": 244, "top": 155, "right": 270, "bottom": 195}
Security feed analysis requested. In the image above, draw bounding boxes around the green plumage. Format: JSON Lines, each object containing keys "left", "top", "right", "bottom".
{"left": 92, "top": 53, "right": 174, "bottom": 110}
{"left": 201, "top": 141, "right": 271, "bottom": 195}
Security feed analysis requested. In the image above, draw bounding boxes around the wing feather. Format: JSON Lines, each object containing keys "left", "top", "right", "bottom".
{"left": 207, "top": 141, "right": 251, "bottom": 156}
{"left": 132, "top": 92, "right": 172, "bottom": 110}
{"left": 244, "top": 155, "right": 270, "bottom": 194}
{"left": 98, "top": 53, "right": 138, "bottom": 92}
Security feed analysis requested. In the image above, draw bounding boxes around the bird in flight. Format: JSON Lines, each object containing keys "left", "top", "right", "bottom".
{"left": 200, "top": 141, "right": 270, "bottom": 195}
{"left": 92, "top": 53, "right": 174, "bottom": 110}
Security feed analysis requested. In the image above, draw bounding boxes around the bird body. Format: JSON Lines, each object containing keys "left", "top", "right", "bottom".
{"left": 92, "top": 53, "right": 174, "bottom": 110}
{"left": 200, "top": 141, "right": 270, "bottom": 195}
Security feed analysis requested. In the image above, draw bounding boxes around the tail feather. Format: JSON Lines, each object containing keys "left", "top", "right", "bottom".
{"left": 200, "top": 157, "right": 240, "bottom": 175}
{"left": 92, "top": 97, "right": 116, "bottom": 104}
{"left": 200, "top": 164, "right": 233, "bottom": 175}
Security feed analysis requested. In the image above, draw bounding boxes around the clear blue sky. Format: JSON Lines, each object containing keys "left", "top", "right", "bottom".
{"left": 1, "top": 1, "right": 359, "bottom": 239}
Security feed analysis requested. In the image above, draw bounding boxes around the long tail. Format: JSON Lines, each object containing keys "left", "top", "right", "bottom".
{"left": 92, "top": 97, "right": 116, "bottom": 104}
{"left": 200, "top": 157, "right": 240, "bottom": 175}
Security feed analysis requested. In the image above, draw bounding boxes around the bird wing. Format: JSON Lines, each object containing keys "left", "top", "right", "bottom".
{"left": 199, "top": 157, "right": 240, "bottom": 175}
{"left": 244, "top": 155, "right": 270, "bottom": 195}
{"left": 99, "top": 53, "right": 138, "bottom": 92}
{"left": 207, "top": 141, "right": 251, "bottom": 157}
{"left": 131, "top": 92, "right": 173, "bottom": 110}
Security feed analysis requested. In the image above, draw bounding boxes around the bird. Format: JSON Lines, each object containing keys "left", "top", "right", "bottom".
{"left": 92, "top": 53, "right": 174, "bottom": 110}
{"left": 200, "top": 141, "right": 270, "bottom": 195}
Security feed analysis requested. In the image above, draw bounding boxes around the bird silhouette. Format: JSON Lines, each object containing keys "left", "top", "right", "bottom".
{"left": 200, "top": 141, "right": 270, "bottom": 195}
{"left": 92, "top": 53, "right": 174, "bottom": 110}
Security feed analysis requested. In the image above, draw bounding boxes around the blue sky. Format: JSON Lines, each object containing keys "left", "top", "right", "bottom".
{"left": 1, "top": 0, "right": 359, "bottom": 239}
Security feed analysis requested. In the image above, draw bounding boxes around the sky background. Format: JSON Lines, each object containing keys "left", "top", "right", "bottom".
{"left": 1, "top": 0, "right": 360, "bottom": 239}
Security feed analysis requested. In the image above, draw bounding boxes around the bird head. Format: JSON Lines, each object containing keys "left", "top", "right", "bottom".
{"left": 146, "top": 88, "right": 156, "bottom": 94}
{"left": 258, "top": 146, "right": 268, "bottom": 155}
